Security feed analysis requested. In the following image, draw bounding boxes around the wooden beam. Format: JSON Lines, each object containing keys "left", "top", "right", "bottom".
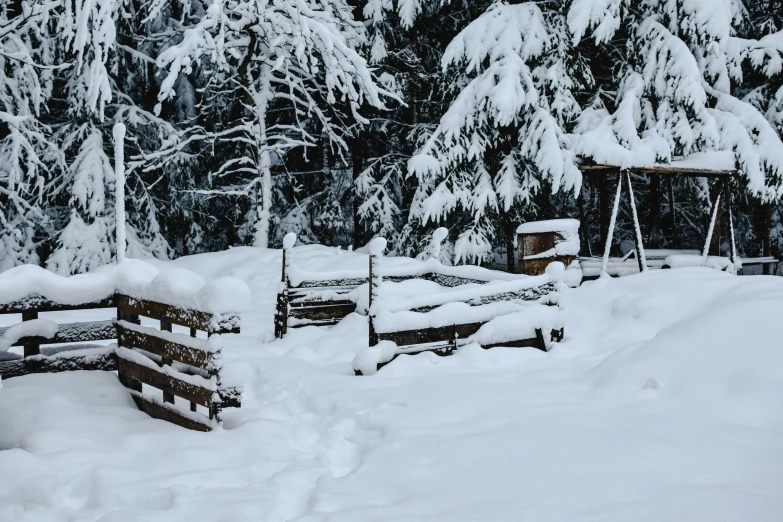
{"left": 579, "top": 164, "right": 735, "bottom": 177}
{"left": 0, "top": 296, "right": 116, "bottom": 314}
{"left": 130, "top": 392, "right": 214, "bottom": 432}
{"left": 0, "top": 320, "right": 117, "bottom": 348}
{"left": 116, "top": 294, "right": 239, "bottom": 334}
{"left": 117, "top": 356, "right": 215, "bottom": 407}
{"left": 116, "top": 323, "right": 216, "bottom": 370}
{"left": 0, "top": 348, "right": 117, "bottom": 379}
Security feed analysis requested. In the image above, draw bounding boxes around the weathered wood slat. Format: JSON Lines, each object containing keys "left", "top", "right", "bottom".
{"left": 0, "top": 349, "right": 117, "bottom": 379}
{"left": 0, "top": 296, "right": 116, "bottom": 314}
{"left": 219, "top": 386, "right": 242, "bottom": 408}
{"left": 289, "top": 318, "right": 344, "bottom": 328}
{"left": 0, "top": 320, "right": 117, "bottom": 348}
{"left": 130, "top": 391, "right": 214, "bottom": 432}
{"left": 117, "top": 356, "right": 215, "bottom": 407}
{"left": 378, "top": 322, "right": 485, "bottom": 347}
{"left": 116, "top": 323, "right": 215, "bottom": 371}
{"left": 363, "top": 331, "right": 546, "bottom": 375}
{"left": 289, "top": 302, "right": 356, "bottom": 321}
{"left": 116, "top": 294, "right": 239, "bottom": 334}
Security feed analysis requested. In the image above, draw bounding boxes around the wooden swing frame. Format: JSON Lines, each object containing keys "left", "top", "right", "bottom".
{"left": 578, "top": 162, "right": 739, "bottom": 277}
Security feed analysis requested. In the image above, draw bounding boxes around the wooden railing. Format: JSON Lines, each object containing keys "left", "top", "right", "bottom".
{"left": 0, "top": 293, "right": 242, "bottom": 431}
{"left": 0, "top": 296, "right": 118, "bottom": 379}
{"left": 115, "top": 294, "right": 240, "bottom": 431}
{"left": 358, "top": 242, "right": 564, "bottom": 375}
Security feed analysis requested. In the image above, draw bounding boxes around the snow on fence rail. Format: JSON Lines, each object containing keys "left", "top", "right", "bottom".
{"left": 0, "top": 263, "right": 248, "bottom": 432}
{"left": 355, "top": 239, "right": 566, "bottom": 375}
{"left": 274, "top": 232, "right": 545, "bottom": 338}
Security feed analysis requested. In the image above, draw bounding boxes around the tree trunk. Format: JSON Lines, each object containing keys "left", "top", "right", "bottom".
{"left": 252, "top": 70, "right": 272, "bottom": 248}
{"left": 352, "top": 132, "right": 364, "bottom": 249}
{"left": 504, "top": 210, "right": 516, "bottom": 273}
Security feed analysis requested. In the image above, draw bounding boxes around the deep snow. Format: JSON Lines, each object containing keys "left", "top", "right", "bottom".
{"left": 1, "top": 246, "right": 783, "bottom": 521}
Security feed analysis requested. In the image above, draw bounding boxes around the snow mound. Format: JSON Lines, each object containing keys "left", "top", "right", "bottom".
{"left": 0, "top": 261, "right": 250, "bottom": 314}
{"left": 587, "top": 278, "right": 783, "bottom": 417}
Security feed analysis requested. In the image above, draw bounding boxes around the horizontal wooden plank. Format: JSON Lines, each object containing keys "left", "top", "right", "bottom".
{"left": 579, "top": 163, "right": 735, "bottom": 177}
{"left": 0, "top": 320, "right": 116, "bottom": 347}
{"left": 117, "top": 323, "right": 215, "bottom": 370}
{"left": 0, "top": 296, "right": 116, "bottom": 315}
{"left": 289, "top": 298, "right": 355, "bottom": 307}
{"left": 0, "top": 349, "right": 117, "bottom": 379}
{"left": 219, "top": 386, "right": 242, "bottom": 409}
{"left": 116, "top": 294, "right": 239, "bottom": 334}
{"left": 118, "top": 356, "right": 215, "bottom": 407}
{"left": 130, "top": 391, "right": 214, "bottom": 432}
{"left": 378, "top": 322, "right": 485, "bottom": 347}
{"left": 289, "top": 302, "right": 356, "bottom": 321}
{"left": 289, "top": 318, "right": 343, "bottom": 328}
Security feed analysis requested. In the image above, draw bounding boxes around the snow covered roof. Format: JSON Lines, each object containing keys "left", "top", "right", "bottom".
{"left": 578, "top": 151, "right": 737, "bottom": 176}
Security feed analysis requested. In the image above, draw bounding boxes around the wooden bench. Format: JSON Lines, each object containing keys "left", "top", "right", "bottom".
{"left": 274, "top": 232, "right": 545, "bottom": 338}
{"left": 355, "top": 239, "right": 565, "bottom": 374}
{"left": 0, "top": 290, "right": 242, "bottom": 432}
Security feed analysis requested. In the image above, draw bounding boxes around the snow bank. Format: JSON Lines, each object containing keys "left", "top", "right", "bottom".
{"left": 664, "top": 254, "right": 739, "bottom": 272}
{"left": 374, "top": 301, "right": 546, "bottom": 334}
{"left": 0, "top": 260, "right": 250, "bottom": 314}
{"left": 589, "top": 285, "right": 783, "bottom": 416}
{"left": 352, "top": 341, "right": 398, "bottom": 375}
{"left": 287, "top": 252, "right": 533, "bottom": 287}
{"left": 0, "top": 319, "right": 59, "bottom": 352}
{"left": 465, "top": 305, "right": 564, "bottom": 348}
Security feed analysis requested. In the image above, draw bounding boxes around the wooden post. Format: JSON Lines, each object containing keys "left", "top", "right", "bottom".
{"left": 275, "top": 233, "right": 295, "bottom": 338}
{"left": 189, "top": 328, "right": 198, "bottom": 412}
{"left": 578, "top": 188, "right": 592, "bottom": 257}
{"left": 368, "top": 238, "right": 386, "bottom": 347}
{"left": 601, "top": 171, "right": 623, "bottom": 277}
{"left": 160, "top": 318, "right": 175, "bottom": 404}
{"left": 708, "top": 179, "right": 725, "bottom": 257}
{"left": 21, "top": 311, "right": 39, "bottom": 357}
{"left": 117, "top": 305, "right": 142, "bottom": 392}
{"left": 626, "top": 172, "right": 648, "bottom": 273}
{"left": 724, "top": 180, "right": 738, "bottom": 267}
{"left": 647, "top": 174, "right": 663, "bottom": 248}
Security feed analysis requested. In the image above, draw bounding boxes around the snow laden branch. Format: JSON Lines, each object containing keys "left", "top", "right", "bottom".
{"left": 407, "top": 2, "right": 581, "bottom": 264}
{"left": 154, "top": 0, "right": 394, "bottom": 247}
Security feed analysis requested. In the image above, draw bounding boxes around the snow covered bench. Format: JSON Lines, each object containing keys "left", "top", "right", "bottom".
{"left": 274, "top": 231, "right": 548, "bottom": 338}
{"left": 354, "top": 240, "right": 565, "bottom": 375}
{"left": 115, "top": 294, "right": 243, "bottom": 431}
{"left": 0, "top": 263, "right": 249, "bottom": 432}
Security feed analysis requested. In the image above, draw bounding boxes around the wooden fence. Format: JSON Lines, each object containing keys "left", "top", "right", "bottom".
{"left": 0, "top": 293, "right": 241, "bottom": 431}
{"left": 360, "top": 243, "right": 564, "bottom": 374}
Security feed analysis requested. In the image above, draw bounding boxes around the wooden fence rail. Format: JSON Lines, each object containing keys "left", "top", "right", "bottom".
{"left": 0, "top": 293, "right": 242, "bottom": 432}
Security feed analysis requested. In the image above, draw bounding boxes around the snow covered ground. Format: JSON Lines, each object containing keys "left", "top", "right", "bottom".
{"left": 1, "top": 246, "right": 783, "bottom": 521}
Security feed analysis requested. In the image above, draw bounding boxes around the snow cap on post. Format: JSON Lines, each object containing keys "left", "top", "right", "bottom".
{"left": 282, "top": 232, "right": 297, "bottom": 250}
{"left": 112, "top": 122, "right": 126, "bottom": 142}
{"left": 545, "top": 261, "right": 566, "bottom": 282}
{"left": 433, "top": 227, "right": 448, "bottom": 244}
{"left": 430, "top": 227, "right": 448, "bottom": 261}
{"left": 369, "top": 237, "right": 387, "bottom": 256}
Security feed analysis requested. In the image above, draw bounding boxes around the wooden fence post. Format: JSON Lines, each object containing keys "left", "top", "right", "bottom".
{"left": 275, "top": 233, "right": 296, "bottom": 338}
{"left": 21, "top": 310, "right": 39, "bottom": 357}
{"left": 368, "top": 237, "right": 387, "bottom": 347}
{"left": 160, "top": 318, "right": 175, "bottom": 404}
